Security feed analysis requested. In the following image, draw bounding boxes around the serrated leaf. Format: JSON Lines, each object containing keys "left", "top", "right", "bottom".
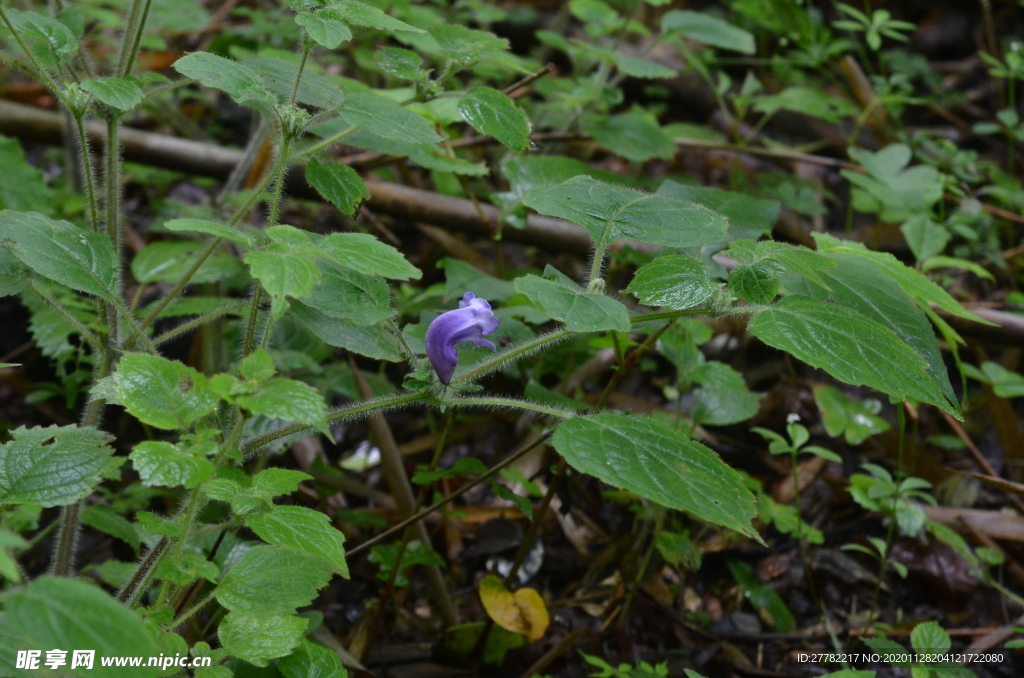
{"left": 0, "top": 136, "right": 56, "bottom": 216}
{"left": 514, "top": 275, "right": 629, "bottom": 332}
{"left": 339, "top": 92, "right": 440, "bottom": 144}
{"left": 173, "top": 52, "right": 273, "bottom": 107}
{"left": 319, "top": 232, "right": 420, "bottom": 279}
{"left": 690, "top": 361, "right": 761, "bottom": 426}
{"left": 157, "top": 551, "right": 220, "bottom": 585}
{"left": 218, "top": 612, "right": 308, "bottom": 667}
{"left": 278, "top": 638, "right": 348, "bottom": 678}
{"left": 458, "top": 87, "right": 530, "bottom": 151}
{"left": 290, "top": 300, "right": 402, "bottom": 361}
{"left": 661, "top": 10, "right": 755, "bottom": 53}
{"left": 243, "top": 57, "right": 344, "bottom": 110}
{"left": 296, "top": 10, "right": 352, "bottom": 48}
{"left": 305, "top": 258, "right": 392, "bottom": 325}
{"left": 3, "top": 577, "right": 160, "bottom": 677}
{"left": 130, "top": 441, "right": 215, "bottom": 488}
{"left": 252, "top": 468, "right": 312, "bottom": 498}
{"left": 657, "top": 181, "right": 780, "bottom": 241}
{"left": 626, "top": 255, "right": 716, "bottom": 310}
{"left": 113, "top": 353, "right": 220, "bottom": 430}
{"left": 244, "top": 249, "right": 321, "bottom": 306}
{"left": 583, "top": 111, "right": 675, "bottom": 163}
{"left": 0, "top": 210, "right": 118, "bottom": 301}
{"left": 552, "top": 414, "right": 758, "bottom": 538}
{"left": 81, "top": 77, "right": 144, "bottom": 111}
{"left": 522, "top": 176, "right": 727, "bottom": 250}
{"left": 729, "top": 260, "right": 784, "bottom": 304}
{"left": 216, "top": 545, "right": 332, "bottom": 614}
{"left": 306, "top": 158, "right": 369, "bottom": 217}
{"left": 0, "top": 425, "right": 113, "bottom": 507}
{"left": 748, "top": 295, "right": 957, "bottom": 415}
{"left": 164, "top": 218, "right": 250, "bottom": 245}
{"left": 132, "top": 240, "right": 246, "bottom": 285}
{"left": 247, "top": 505, "right": 349, "bottom": 577}
{"left": 236, "top": 379, "right": 331, "bottom": 438}
{"left": 374, "top": 46, "right": 423, "bottom": 79}
{"left": 330, "top": 0, "right": 424, "bottom": 33}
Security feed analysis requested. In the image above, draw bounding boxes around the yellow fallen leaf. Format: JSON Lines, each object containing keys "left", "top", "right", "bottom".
{"left": 478, "top": 574, "right": 550, "bottom": 642}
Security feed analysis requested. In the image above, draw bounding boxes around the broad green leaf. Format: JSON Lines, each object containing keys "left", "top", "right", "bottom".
{"left": 164, "top": 218, "right": 251, "bottom": 245}
{"left": 514, "top": 275, "right": 629, "bottom": 332}
{"left": 304, "top": 258, "right": 392, "bottom": 326}
{"left": 374, "top": 47, "right": 423, "bottom": 79}
{"left": 244, "top": 248, "right": 322, "bottom": 307}
{"left": 522, "top": 176, "right": 727, "bottom": 249}
{"left": 306, "top": 158, "right": 369, "bottom": 217}
{"left": 612, "top": 52, "right": 677, "bottom": 78}
{"left": 290, "top": 300, "right": 403, "bottom": 361}
{"left": 583, "top": 111, "right": 675, "bottom": 163}
{"left": 81, "top": 504, "right": 141, "bottom": 551}
{"left": 754, "top": 86, "right": 858, "bottom": 124}
{"left": 901, "top": 215, "right": 949, "bottom": 262}
{"left": 439, "top": 258, "right": 517, "bottom": 303}
{"left": 5, "top": 9, "right": 77, "bottom": 55}
{"left": 625, "top": 255, "right": 717, "bottom": 310}
{"left": 130, "top": 441, "right": 215, "bottom": 488}
{"left": 729, "top": 260, "right": 785, "bottom": 304}
{"left": 218, "top": 612, "right": 307, "bottom": 667}
{"left": 320, "top": 126, "right": 486, "bottom": 175}
{"left": 0, "top": 425, "right": 113, "bottom": 507}
{"left": 236, "top": 379, "right": 331, "bottom": 438}
{"left": 81, "top": 77, "right": 145, "bottom": 111}
{"left": 0, "top": 136, "right": 56, "bottom": 215}
{"left": 0, "top": 210, "right": 118, "bottom": 301}
{"left": 981, "top": 362, "right": 1024, "bottom": 399}
{"left": 910, "top": 621, "right": 951, "bottom": 655}
{"left": 657, "top": 181, "right": 779, "bottom": 241}
{"left": 319, "top": 232, "right": 421, "bottom": 279}
{"left": 173, "top": 52, "right": 274, "bottom": 107}
{"left": 813, "top": 385, "right": 889, "bottom": 445}
{"left": 216, "top": 545, "right": 333, "bottom": 614}
{"left": 132, "top": 240, "right": 246, "bottom": 285}
{"left": 552, "top": 414, "right": 758, "bottom": 538}
{"left": 113, "top": 353, "right": 220, "bottom": 430}
{"left": 690, "top": 361, "right": 761, "bottom": 426}
{"left": 339, "top": 92, "right": 441, "bottom": 144}
{"left": 2, "top": 577, "right": 160, "bottom": 677}
{"left": 430, "top": 24, "right": 509, "bottom": 61}
{"left": 296, "top": 10, "right": 352, "bottom": 48}
{"left": 727, "top": 239, "right": 836, "bottom": 289}
{"left": 748, "top": 295, "right": 957, "bottom": 414}
{"left": 246, "top": 505, "right": 349, "bottom": 576}
{"left": 240, "top": 349, "right": 276, "bottom": 382}
{"left": 727, "top": 560, "right": 795, "bottom": 631}
{"left": 458, "top": 87, "right": 531, "bottom": 151}
{"left": 278, "top": 638, "right": 348, "bottom": 678}
{"left": 243, "top": 57, "right": 344, "bottom": 110}
{"left": 661, "top": 10, "right": 755, "bottom": 54}
{"left": 329, "top": 0, "right": 424, "bottom": 33}
{"left": 253, "top": 468, "right": 312, "bottom": 498}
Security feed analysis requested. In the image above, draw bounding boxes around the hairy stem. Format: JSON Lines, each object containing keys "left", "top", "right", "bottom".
{"left": 73, "top": 115, "right": 101, "bottom": 234}
{"left": 452, "top": 330, "right": 573, "bottom": 385}
{"left": 116, "top": 0, "right": 154, "bottom": 79}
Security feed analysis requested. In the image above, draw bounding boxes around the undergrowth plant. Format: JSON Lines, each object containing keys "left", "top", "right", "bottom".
{"left": 0, "top": 0, "right": 1017, "bottom": 675}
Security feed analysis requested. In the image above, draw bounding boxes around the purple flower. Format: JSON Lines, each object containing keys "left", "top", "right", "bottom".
{"left": 425, "top": 292, "right": 500, "bottom": 385}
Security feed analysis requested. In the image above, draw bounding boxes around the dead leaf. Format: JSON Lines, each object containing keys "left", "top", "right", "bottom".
{"left": 478, "top": 574, "right": 550, "bottom": 642}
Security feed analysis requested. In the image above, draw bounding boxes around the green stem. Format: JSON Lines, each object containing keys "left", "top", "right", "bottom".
{"left": 289, "top": 46, "right": 310, "bottom": 107}
{"left": 73, "top": 115, "right": 101, "bottom": 234}
{"left": 104, "top": 116, "right": 123, "bottom": 348}
{"left": 29, "top": 284, "right": 105, "bottom": 355}
{"left": 0, "top": 6, "right": 66, "bottom": 100}
{"left": 451, "top": 330, "right": 572, "bottom": 385}
{"left": 152, "top": 302, "right": 248, "bottom": 346}
{"left": 434, "top": 395, "right": 573, "bottom": 420}
{"left": 630, "top": 307, "right": 710, "bottom": 324}
{"left": 170, "top": 589, "right": 217, "bottom": 629}
{"left": 118, "top": 536, "right": 170, "bottom": 604}
{"left": 116, "top": 0, "right": 154, "bottom": 79}
{"left": 297, "top": 125, "right": 357, "bottom": 158}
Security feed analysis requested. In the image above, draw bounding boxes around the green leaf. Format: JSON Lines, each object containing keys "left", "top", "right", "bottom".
{"left": 113, "top": 353, "right": 220, "bottom": 430}
{"left": 296, "top": 10, "right": 352, "bottom": 48}
{"left": 727, "top": 560, "right": 795, "bottom": 631}
{"left": 980, "top": 362, "right": 1024, "bottom": 399}
{"left": 552, "top": 414, "right": 758, "bottom": 538}
{"left": 0, "top": 136, "right": 56, "bottom": 216}
{"left": 514, "top": 275, "right": 629, "bottom": 332}
{"left": 329, "top": 0, "right": 424, "bottom": 33}
{"left": 339, "top": 92, "right": 441, "bottom": 144}
{"left": 243, "top": 57, "right": 344, "bottom": 110}
{"left": 661, "top": 10, "right": 755, "bottom": 54}
{"left": 813, "top": 385, "right": 889, "bottom": 445}
{"left": 216, "top": 545, "right": 332, "bottom": 614}
{"left": 729, "top": 260, "right": 784, "bottom": 304}
{"left": 80, "top": 504, "right": 141, "bottom": 551}
{"left": 910, "top": 621, "right": 951, "bottom": 655}
{"left": 246, "top": 505, "right": 349, "bottom": 577}
{"left": 748, "top": 296, "right": 957, "bottom": 414}
{"left": 253, "top": 468, "right": 312, "bottom": 498}
{"left": 305, "top": 158, "right": 369, "bottom": 217}
{"left": 458, "top": 87, "right": 531, "bottom": 151}
{"left": 439, "top": 258, "right": 517, "bottom": 303}
{"left": 5, "top": 10, "right": 77, "bottom": 55}
{"left": 132, "top": 240, "right": 246, "bottom": 285}
{"left": 172, "top": 52, "right": 274, "bottom": 107}
{"left": 319, "top": 232, "right": 421, "bottom": 279}
{"left": 130, "top": 440, "right": 215, "bottom": 488}
{"left": 656, "top": 181, "right": 779, "bottom": 241}
{"left": 430, "top": 24, "right": 509, "bottom": 61}
{"left": 2, "top": 577, "right": 160, "bottom": 677}
{"left": 218, "top": 612, "right": 308, "bottom": 667}
{"left": 303, "top": 259, "right": 392, "bottom": 326}
{"left": 754, "top": 86, "right": 858, "bottom": 124}
{"left": 0, "top": 210, "right": 118, "bottom": 301}
{"left": 922, "top": 255, "right": 995, "bottom": 282}
{"left": 901, "top": 215, "right": 949, "bottom": 262}
{"left": 583, "top": 111, "right": 676, "bottom": 163}
{"left": 158, "top": 551, "right": 220, "bottom": 585}
{"left": 245, "top": 246, "right": 322, "bottom": 310}
{"left": 278, "top": 638, "right": 348, "bottom": 678}
{"left": 81, "top": 77, "right": 145, "bottom": 111}
{"left": 690, "top": 361, "right": 761, "bottom": 426}
{"left": 164, "top": 218, "right": 251, "bottom": 246}
{"left": 236, "top": 379, "right": 331, "bottom": 438}
{"left": 522, "top": 176, "right": 727, "bottom": 250}
{"left": 290, "top": 300, "right": 403, "bottom": 361}
{"left": 626, "top": 255, "right": 716, "bottom": 310}
{"left": 374, "top": 47, "right": 423, "bottom": 79}
{"left": 240, "top": 349, "right": 276, "bottom": 382}
{"left": 0, "top": 425, "right": 113, "bottom": 507}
